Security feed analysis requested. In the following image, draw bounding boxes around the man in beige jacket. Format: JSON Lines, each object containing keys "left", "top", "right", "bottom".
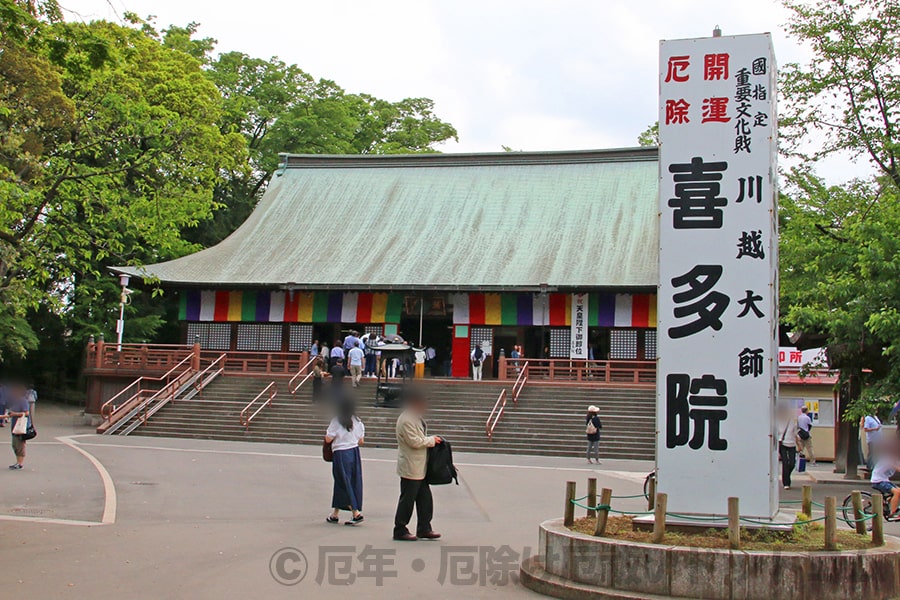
{"left": 393, "top": 391, "right": 442, "bottom": 541}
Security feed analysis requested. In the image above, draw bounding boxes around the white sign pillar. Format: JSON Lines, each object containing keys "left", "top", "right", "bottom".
{"left": 570, "top": 293, "right": 588, "bottom": 359}
{"left": 656, "top": 33, "right": 778, "bottom": 517}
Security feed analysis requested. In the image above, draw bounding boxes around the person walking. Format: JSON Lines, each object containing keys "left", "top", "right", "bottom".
{"left": 320, "top": 342, "right": 330, "bottom": 369}
{"left": 585, "top": 405, "right": 602, "bottom": 464}
{"left": 864, "top": 413, "right": 883, "bottom": 470}
{"left": 347, "top": 343, "right": 365, "bottom": 388}
{"left": 310, "top": 339, "right": 320, "bottom": 358}
{"left": 776, "top": 406, "right": 800, "bottom": 489}
{"left": 312, "top": 359, "right": 326, "bottom": 401}
{"left": 0, "top": 383, "right": 6, "bottom": 428}
{"left": 796, "top": 406, "right": 815, "bottom": 465}
{"left": 25, "top": 385, "right": 36, "bottom": 419}
{"left": 330, "top": 340, "right": 345, "bottom": 368}
{"left": 470, "top": 343, "right": 485, "bottom": 381}
{"left": 393, "top": 390, "right": 442, "bottom": 541}
{"left": 325, "top": 401, "right": 365, "bottom": 525}
{"left": 330, "top": 359, "right": 348, "bottom": 392}
{"left": 2, "top": 384, "right": 30, "bottom": 470}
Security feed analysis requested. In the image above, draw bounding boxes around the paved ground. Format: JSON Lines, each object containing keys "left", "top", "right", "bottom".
{"left": 0, "top": 404, "right": 891, "bottom": 599}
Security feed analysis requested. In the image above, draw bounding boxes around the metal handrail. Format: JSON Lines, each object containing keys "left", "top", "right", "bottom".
{"left": 190, "top": 353, "right": 227, "bottom": 397}
{"left": 486, "top": 389, "right": 507, "bottom": 440}
{"left": 100, "top": 354, "right": 194, "bottom": 419}
{"left": 289, "top": 356, "right": 319, "bottom": 394}
{"left": 103, "top": 364, "right": 197, "bottom": 435}
{"left": 511, "top": 361, "right": 529, "bottom": 405}
{"left": 240, "top": 382, "right": 277, "bottom": 429}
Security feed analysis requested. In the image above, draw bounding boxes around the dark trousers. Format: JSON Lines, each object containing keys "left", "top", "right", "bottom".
{"left": 393, "top": 477, "right": 433, "bottom": 538}
{"left": 868, "top": 441, "right": 878, "bottom": 470}
{"left": 779, "top": 443, "right": 797, "bottom": 487}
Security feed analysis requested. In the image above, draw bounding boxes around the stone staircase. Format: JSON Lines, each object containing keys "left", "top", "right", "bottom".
{"left": 129, "top": 376, "right": 656, "bottom": 460}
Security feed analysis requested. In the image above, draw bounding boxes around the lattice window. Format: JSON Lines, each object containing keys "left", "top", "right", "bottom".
{"left": 364, "top": 325, "right": 383, "bottom": 337}
{"left": 644, "top": 330, "right": 657, "bottom": 360}
{"left": 470, "top": 327, "right": 493, "bottom": 354}
{"left": 186, "top": 322, "right": 232, "bottom": 351}
{"left": 610, "top": 329, "right": 638, "bottom": 360}
{"left": 288, "top": 324, "right": 314, "bottom": 352}
{"left": 549, "top": 329, "right": 570, "bottom": 358}
{"left": 236, "top": 323, "right": 282, "bottom": 351}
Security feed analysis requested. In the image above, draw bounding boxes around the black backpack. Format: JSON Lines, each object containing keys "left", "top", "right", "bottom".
{"left": 472, "top": 347, "right": 484, "bottom": 366}
{"left": 426, "top": 439, "right": 459, "bottom": 485}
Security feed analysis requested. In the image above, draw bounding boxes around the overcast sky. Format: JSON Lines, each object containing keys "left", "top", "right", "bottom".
{"left": 59, "top": 0, "right": 864, "bottom": 181}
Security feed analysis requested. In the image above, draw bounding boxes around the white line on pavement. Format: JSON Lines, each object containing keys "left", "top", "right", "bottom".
{"left": 57, "top": 436, "right": 117, "bottom": 525}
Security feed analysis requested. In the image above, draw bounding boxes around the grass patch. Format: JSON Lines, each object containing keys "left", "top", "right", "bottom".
{"left": 569, "top": 515, "right": 874, "bottom": 551}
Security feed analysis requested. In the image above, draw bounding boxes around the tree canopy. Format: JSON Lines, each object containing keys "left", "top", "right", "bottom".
{"left": 0, "top": 0, "right": 457, "bottom": 393}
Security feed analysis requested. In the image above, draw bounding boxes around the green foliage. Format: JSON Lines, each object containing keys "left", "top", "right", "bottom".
{"left": 779, "top": 0, "right": 900, "bottom": 423}
{"left": 637, "top": 122, "right": 659, "bottom": 147}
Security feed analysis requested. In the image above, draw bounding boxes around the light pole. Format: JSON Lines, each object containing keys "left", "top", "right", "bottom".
{"left": 116, "top": 273, "right": 131, "bottom": 351}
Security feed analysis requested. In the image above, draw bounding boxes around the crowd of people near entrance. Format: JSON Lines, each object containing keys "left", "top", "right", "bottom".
{"left": 0, "top": 383, "right": 37, "bottom": 470}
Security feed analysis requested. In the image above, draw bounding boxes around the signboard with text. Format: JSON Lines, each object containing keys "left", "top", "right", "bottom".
{"left": 656, "top": 33, "right": 778, "bottom": 517}
{"left": 571, "top": 294, "right": 588, "bottom": 359}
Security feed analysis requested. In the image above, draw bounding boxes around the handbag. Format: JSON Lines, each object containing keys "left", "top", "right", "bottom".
{"left": 798, "top": 428, "right": 810, "bottom": 441}
{"left": 323, "top": 439, "right": 333, "bottom": 462}
{"left": 12, "top": 416, "right": 27, "bottom": 435}
{"left": 22, "top": 418, "right": 36, "bottom": 441}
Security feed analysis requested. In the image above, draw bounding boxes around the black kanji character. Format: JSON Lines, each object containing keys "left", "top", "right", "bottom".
{"left": 666, "top": 373, "right": 728, "bottom": 451}
{"left": 669, "top": 265, "right": 730, "bottom": 338}
{"left": 737, "top": 290, "right": 764, "bottom": 319}
{"left": 736, "top": 176, "right": 763, "bottom": 203}
{"left": 752, "top": 57, "right": 767, "bottom": 75}
{"left": 736, "top": 230, "right": 765, "bottom": 259}
{"left": 668, "top": 157, "right": 728, "bottom": 229}
{"left": 738, "top": 348, "right": 765, "bottom": 377}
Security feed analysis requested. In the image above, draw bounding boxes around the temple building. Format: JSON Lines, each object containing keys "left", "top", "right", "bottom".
{"left": 114, "top": 147, "right": 659, "bottom": 378}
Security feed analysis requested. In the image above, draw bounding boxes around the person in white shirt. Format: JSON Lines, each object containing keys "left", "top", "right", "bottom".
{"left": 796, "top": 406, "right": 815, "bottom": 464}
{"left": 871, "top": 455, "right": 900, "bottom": 518}
{"left": 325, "top": 402, "right": 365, "bottom": 525}
{"left": 776, "top": 405, "right": 800, "bottom": 490}
{"left": 864, "top": 414, "right": 883, "bottom": 469}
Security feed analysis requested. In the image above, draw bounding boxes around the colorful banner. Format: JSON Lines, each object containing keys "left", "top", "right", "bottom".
{"left": 451, "top": 293, "right": 656, "bottom": 328}
{"left": 180, "top": 290, "right": 404, "bottom": 323}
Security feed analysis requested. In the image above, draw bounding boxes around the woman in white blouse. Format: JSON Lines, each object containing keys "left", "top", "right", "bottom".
{"left": 325, "top": 401, "right": 365, "bottom": 525}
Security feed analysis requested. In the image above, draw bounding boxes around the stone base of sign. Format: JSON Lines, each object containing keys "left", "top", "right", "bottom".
{"left": 631, "top": 511, "right": 794, "bottom": 534}
{"left": 520, "top": 518, "right": 900, "bottom": 600}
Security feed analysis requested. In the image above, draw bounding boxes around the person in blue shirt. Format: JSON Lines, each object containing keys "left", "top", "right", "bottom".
{"left": 864, "top": 414, "right": 884, "bottom": 470}
{"left": 1, "top": 384, "right": 30, "bottom": 470}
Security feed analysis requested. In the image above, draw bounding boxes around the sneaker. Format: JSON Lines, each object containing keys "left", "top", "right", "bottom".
{"left": 784, "top": 485, "right": 791, "bottom": 490}
{"left": 326, "top": 516, "right": 339, "bottom": 524}
{"left": 8, "top": 464, "right": 22, "bottom": 470}
{"left": 345, "top": 514, "right": 364, "bottom": 526}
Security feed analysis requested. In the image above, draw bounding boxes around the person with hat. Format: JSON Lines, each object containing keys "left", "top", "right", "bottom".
{"left": 470, "top": 343, "right": 486, "bottom": 381}
{"left": 585, "top": 405, "right": 602, "bottom": 465}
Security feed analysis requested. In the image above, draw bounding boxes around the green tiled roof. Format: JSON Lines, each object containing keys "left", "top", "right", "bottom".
{"left": 115, "top": 147, "right": 659, "bottom": 291}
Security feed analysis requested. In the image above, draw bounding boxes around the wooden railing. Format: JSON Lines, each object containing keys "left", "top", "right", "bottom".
{"left": 240, "top": 382, "right": 277, "bottom": 429}
{"left": 99, "top": 354, "right": 194, "bottom": 420}
{"left": 500, "top": 358, "right": 655, "bottom": 385}
{"left": 211, "top": 352, "right": 308, "bottom": 377}
{"left": 87, "top": 342, "right": 194, "bottom": 372}
{"left": 190, "top": 354, "right": 227, "bottom": 398}
{"left": 511, "top": 362, "right": 529, "bottom": 405}
{"left": 486, "top": 389, "right": 507, "bottom": 440}
{"left": 289, "top": 356, "right": 320, "bottom": 394}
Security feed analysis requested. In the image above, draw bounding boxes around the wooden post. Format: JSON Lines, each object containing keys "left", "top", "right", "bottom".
{"left": 594, "top": 488, "right": 613, "bottom": 537}
{"left": 498, "top": 356, "right": 508, "bottom": 380}
{"left": 587, "top": 478, "right": 598, "bottom": 518}
{"left": 651, "top": 493, "right": 667, "bottom": 544}
{"left": 191, "top": 341, "right": 201, "bottom": 371}
{"left": 850, "top": 491, "right": 867, "bottom": 535}
{"left": 648, "top": 474, "right": 657, "bottom": 511}
{"left": 801, "top": 485, "right": 813, "bottom": 517}
{"left": 728, "top": 497, "right": 741, "bottom": 550}
{"left": 564, "top": 481, "right": 576, "bottom": 527}
{"left": 824, "top": 496, "right": 837, "bottom": 550}
{"left": 872, "top": 492, "right": 885, "bottom": 546}
{"left": 95, "top": 337, "right": 105, "bottom": 368}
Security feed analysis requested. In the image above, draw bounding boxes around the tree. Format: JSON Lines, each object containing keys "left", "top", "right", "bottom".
{"left": 0, "top": 5, "right": 244, "bottom": 363}
{"left": 637, "top": 122, "right": 659, "bottom": 146}
{"left": 779, "top": 0, "right": 900, "bottom": 475}
{"left": 191, "top": 51, "right": 458, "bottom": 246}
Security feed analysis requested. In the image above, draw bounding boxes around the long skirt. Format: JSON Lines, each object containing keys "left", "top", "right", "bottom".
{"left": 331, "top": 447, "right": 363, "bottom": 512}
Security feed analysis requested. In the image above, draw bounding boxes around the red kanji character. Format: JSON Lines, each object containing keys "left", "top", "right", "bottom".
{"left": 665, "top": 56, "right": 690, "bottom": 83}
{"left": 701, "top": 97, "right": 730, "bottom": 123}
{"left": 665, "top": 99, "right": 690, "bottom": 124}
{"left": 704, "top": 53, "right": 729, "bottom": 80}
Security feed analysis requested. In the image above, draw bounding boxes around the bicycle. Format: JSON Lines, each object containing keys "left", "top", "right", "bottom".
{"left": 840, "top": 489, "right": 900, "bottom": 530}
